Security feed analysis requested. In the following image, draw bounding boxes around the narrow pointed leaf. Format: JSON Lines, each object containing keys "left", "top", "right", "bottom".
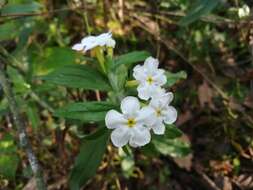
{"left": 69, "top": 130, "right": 110, "bottom": 190}
{"left": 54, "top": 101, "right": 117, "bottom": 122}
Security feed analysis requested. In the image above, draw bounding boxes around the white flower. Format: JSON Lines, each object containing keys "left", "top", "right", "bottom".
{"left": 105, "top": 96, "right": 155, "bottom": 148}
{"left": 133, "top": 57, "right": 167, "bottom": 100}
{"left": 238, "top": 5, "right": 250, "bottom": 18}
{"left": 148, "top": 91, "right": 177, "bottom": 135}
{"left": 72, "top": 32, "right": 116, "bottom": 52}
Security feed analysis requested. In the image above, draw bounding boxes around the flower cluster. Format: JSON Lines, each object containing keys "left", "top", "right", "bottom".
{"left": 72, "top": 32, "right": 177, "bottom": 148}
{"left": 105, "top": 57, "right": 177, "bottom": 148}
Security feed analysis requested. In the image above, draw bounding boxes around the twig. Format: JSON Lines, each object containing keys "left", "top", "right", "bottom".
{"left": 29, "top": 91, "right": 55, "bottom": 113}
{"left": 118, "top": 0, "right": 124, "bottom": 22}
{"left": 194, "top": 165, "right": 222, "bottom": 190}
{"left": 0, "top": 63, "right": 47, "bottom": 190}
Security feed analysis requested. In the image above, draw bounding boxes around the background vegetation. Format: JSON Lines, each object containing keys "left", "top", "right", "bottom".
{"left": 0, "top": 0, "right": 253, "bottom": 189}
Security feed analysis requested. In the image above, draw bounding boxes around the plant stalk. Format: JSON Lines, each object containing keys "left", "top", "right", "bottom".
{"left": 0, "top": 67, "right": 47, "bottom": 190}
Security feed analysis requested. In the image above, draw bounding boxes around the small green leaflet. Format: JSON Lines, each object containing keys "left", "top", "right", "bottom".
{"left": 152, "top": 125, "right": 190, "bottom": 157}
{"left": 165, "top": 70, "right": 187, "bottom": 87}
{"left": 69, "top": 130, "right": 110, "bottom": 190}
{"left": 165, "top": 124, "right": 183, "bottom": 139}
{"left": 42, "top": 64, "right": 111, "bottom": 91}
{"left": 153, "top": 134, "right": 191, "bottom": 158}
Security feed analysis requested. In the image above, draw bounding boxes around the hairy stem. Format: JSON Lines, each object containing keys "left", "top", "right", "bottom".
{"left": 0, "top": 67, "right": 47, "bottom": 190}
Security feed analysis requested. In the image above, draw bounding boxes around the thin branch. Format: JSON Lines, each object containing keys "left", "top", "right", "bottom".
{"left": 0, "top": 63, "right": 47, "bottom": 190}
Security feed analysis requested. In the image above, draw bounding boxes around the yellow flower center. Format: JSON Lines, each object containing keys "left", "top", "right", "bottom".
{"left": 146, "top": 76, "right": 153, "bottom": 84}
{"left": 127, "top": 118, "right": 136, "bottom": 128}
{"left": 156, "top": 109, "right": 162, "bottom": 117}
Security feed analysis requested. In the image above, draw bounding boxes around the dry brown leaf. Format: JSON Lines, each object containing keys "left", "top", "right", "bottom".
{"left": 176, "top": 110, "right": 192, "bottom": 126}
{"left": 198, "top": 81, "right": 215, "bottom": 109}
{"left": 233, "top": 174, "right": 253, "bottom": 189}
{"left": 244, "top": 95, "right": 253, "bottom": 109}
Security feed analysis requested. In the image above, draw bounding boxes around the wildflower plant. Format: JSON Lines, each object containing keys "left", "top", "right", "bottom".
{"left": 43, "top": 32, "right": 190, "bottom": 189}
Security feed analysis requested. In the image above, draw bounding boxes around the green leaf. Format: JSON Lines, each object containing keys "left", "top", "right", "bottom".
{"left": 42, "top": 65, "right": 111, "bottom": 91}
{"left": 113, "top": 51, "right": 151, "bottom": 68}
{"left": 7, "top": 66, "right": 30, "bottom": 94}
{"left": 83, "top": 127, "right": 108, "bottom": 140}
{"left": 0, "top": 134, "right": 19, "bottom": 179}
{"left": 1, "top": 2, "right": 42, "bottom": 15}
{"left": 165, "top": 124, "right": 183, "bottom": 139}
{"left": 33, "top": 47, "right": 93, "bottom": 76}
{"left": 69, "top": 130, "right": 110, "bottom": 190}
{"left": 153, "top": 138, "right": 191, "bottom": 158}
{"left": 0, "top": 154, "right": 19, "bottom": 179}
{"left": 108, "top": 64, "right": 128, "bottom": 91}
{"left": 0, "top": 21, "right": 21, "bottom": 41}
{"left": 26, "top": 102, "right": 40, "bottom": 128}
{"left": 54, "top": 101, "right": 116, "bottom": 122}
{"left": 165, "top": 70, "right": 187, "bottom": 87}
{"left": 179, "top": 0, "right": 220, "bottom": 26}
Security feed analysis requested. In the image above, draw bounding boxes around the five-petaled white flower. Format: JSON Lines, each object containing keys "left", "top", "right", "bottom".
{"left": 72, "top": 32, "right": 116, "bottom": 52}
{"left": 148, "top": 91, "right": 177, "bottom": 135}
{"left": 133, "top": 56, "right": 167, "bottom": 100}
{"left": 105, "top": 96, "right": 155, "bottom": 148}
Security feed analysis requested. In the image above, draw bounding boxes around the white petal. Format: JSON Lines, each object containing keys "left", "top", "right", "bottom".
{"left": 111, "top": 126, "right": 131, "bottom": 147}
{"left": 149, "top": 98, "right": 160, "bottom": 109}
{"left": 137, "top": 84, "right": 153, "bottom": 100}
{"left": 72, "top": 43, "right": 84, "bottom": 51}
{"left": 151, "top": 121, "right": 165, "bottom": 135}
{"left": 153, "top": 70, "right": 167, "bottom": 86}
{"left": 144, "top": 57, "right": 159, "bottom": 71}
{"left": 164, "top": 92, "right": 174, "bottom": 104}
{"left": 120, "top": 96, "right": 140, "bottom": 115}
{"left": 84, "top": 43, "right": 98, "bottom": 52}
{"left": 81, "top": 36, "right": 96, "bottom": 44}
{"left": 128, "top": 141, "right": 139, "bottom": 148}
{"left": 81, "top": 36, "right": 98, "bottom": 51}
{"left": 136, "top": 106, "right": 156, "bottom": 126}
{"left": 151, "top": 91, "right": 174, "bottom": 107}
{"left": 163, "top": 106, "right": 177, "bottom": 124}
{"left": 98, "top": 32, "right": 112, "bottom": 40}
{"left": 105, "top": 110, "right": 126, "bottom": 129}
{"left": 151, "top": 87, "right": 166, "bottom": 99}
{"left": 133, "top": 65, "right": 146, "bottom": 82}
{"left": 96, "top": 32, "right": 115, "bottom": 47}
{"left": 129, "top": 126, "right": 151, "bottom": 147}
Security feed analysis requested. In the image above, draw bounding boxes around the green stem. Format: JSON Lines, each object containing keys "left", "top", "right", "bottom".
{"left": 0, "top": 66, "right": 47, "bottom": 190}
